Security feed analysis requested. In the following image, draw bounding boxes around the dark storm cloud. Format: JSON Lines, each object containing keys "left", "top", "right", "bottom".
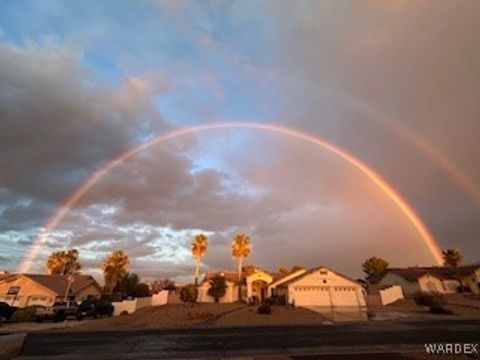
{"left": 0, "top": 43, "right": 168, "bottom": 231}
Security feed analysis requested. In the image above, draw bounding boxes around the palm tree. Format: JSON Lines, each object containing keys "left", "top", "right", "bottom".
{"left": 46, "top": 249, "right": 81, "bottom": 275}
{"left": 231, "top": 233, "right": 252, "bottom": 281}
{"left": 191, "top": 234, "right": 208, "bottom": 285}
{"left": 102, "top": 250, "right": 129, "bottom": 294}
{"left": 442, "top": 248, "right": 464, "bottom": 291}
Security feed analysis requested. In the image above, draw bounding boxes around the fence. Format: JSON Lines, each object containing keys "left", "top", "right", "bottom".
{"left": 112, "top": 290, "right": 169, "bottom": 316}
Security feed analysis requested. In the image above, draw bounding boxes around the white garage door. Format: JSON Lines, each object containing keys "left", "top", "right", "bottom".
{"left": 330, "top": 287, "right": 360, "bottom": 306}
{"left": 293, "top": 286, "right": 331, "bottom": 306}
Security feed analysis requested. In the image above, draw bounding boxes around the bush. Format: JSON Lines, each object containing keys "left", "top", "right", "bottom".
{"left": 429, "top": 306, "right": 454, "bottom": 315}
{"left": 180, "top": 284, "right": 198, "bottom": 303}
{"left": 413, "top": 292, "right": 446, "bottom": 308}
{"left": 135, "top": 283, "right": 151, "bottom": 297}
{"left": 263, "top": 297, "right": 275, "bottom": 306}
{"left": 457, "top": 285, "right": 471, "bottom": 293}
{"left": 257, "top": 303, "right": 271, "bottom": 315}
{"left": 11, "top": 306, "right": 38, "bottom": 322}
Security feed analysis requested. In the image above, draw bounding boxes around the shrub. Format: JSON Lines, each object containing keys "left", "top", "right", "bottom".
{"left": 207, "top": 274, "right": 227, "bottom": 303}
{"left": 11, "top": 306, "right": 38, "bottom": 322}
{"left": 135, "top": 283, "right": 151, "bottom": 297}
{"left": 429, "top": 306, "right": 454, "bottom": 315}
{"left": 180, "top": 284, "right": 198, "bottom": 303}
{"left": 413, "top": 292, "right": 446, "bottom": 308}
{"left": 263, "top": 297, "right": 275, "bottom": 306}
{"left": 257, "top": 304, "right": 271, "bottom": 315}
{"left": 457, "top": 285, "right": 471, "bottom": 293}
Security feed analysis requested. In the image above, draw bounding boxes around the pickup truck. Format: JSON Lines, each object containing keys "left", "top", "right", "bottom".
{"left": 35, "top": 300, "right": 78, "bottom": 322}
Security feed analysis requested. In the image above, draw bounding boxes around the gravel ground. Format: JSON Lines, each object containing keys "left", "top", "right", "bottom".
{"left": 66, "top": 303, "right": 246, "bottom": 331}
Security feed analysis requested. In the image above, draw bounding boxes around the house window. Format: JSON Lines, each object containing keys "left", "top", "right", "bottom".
{"left": 323, "top": 280, "right": 327, "bottom": 284}
{"left": 7, "top": 286, "right": 20, "bottom": 295}
{"left": 319, "top": 270, "right": 328, "bottom": 275}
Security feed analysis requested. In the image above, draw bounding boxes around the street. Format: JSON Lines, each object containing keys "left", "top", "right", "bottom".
{"left": 17, "top": 319, "right": 480, "bottom": 359}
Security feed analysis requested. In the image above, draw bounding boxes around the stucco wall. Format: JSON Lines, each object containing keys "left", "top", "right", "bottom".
{"left": 417, "top": 274, "right": 444, "bottom": 293}
{"left": 112, "top": 291, "right": 169, "bottom": 316}
{"left": 376, "top": 273, "right": 421, "bottom": 295}
{"left": 378, "top": 285, "right": 404, "bottom": 305}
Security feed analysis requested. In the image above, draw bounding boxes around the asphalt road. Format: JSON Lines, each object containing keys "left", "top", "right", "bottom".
{"left": 18, "top": 319, "right": 480, "bottom": 359}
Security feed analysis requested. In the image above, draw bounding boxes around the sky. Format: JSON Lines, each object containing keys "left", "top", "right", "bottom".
{"left": 0, "top": 0, "right": 479, "bottom": 282}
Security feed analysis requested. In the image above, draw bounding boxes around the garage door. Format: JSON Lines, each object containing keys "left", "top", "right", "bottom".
{"left": 293, "top": 286, "right": 331, "bottom": 306}
{"left": 330, "top": 287, "right": 360, "bottom": 306}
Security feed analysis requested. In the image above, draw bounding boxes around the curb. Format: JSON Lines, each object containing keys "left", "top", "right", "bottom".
{"left": 0, "top": 333, "right": 26, "bottom": 360}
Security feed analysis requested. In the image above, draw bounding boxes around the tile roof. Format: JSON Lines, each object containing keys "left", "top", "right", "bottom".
{"left": 201, "top": 271, "right": 244, "bottom": 285}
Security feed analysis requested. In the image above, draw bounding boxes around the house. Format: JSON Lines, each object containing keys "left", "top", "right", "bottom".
{"left": 370, "top": 265, "right": 480, "bottom": 295}
{"left": 277, "top": 266, "right": 366, "bottom": 307}
{"left": 0, "top": 274, "right": 102, "bottom": 307}
{"left": 197, "top": 268, "right": 274, "bottom": 303}
{"left": 198, "top": 266, "right": 366, "bottom": 308}
{"left": 426, "top": 265, "right": 480, "bottom": 294}
{"left": 369, "top": 268, "right": 444, "bottom": 295}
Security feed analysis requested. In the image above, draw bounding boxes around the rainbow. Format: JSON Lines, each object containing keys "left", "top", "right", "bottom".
{"left": 18, "top": 122, "right": 444, "bottom": 272}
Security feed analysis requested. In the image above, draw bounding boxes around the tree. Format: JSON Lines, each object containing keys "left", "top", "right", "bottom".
{"left": 114, "top": 272, "right": 139, "bottom": 298}
{"left": 46, "top": 249, "right": 81, "bottom": 275}
{"left": 278, "top": 266, "right": 290, "bottom": 275}
{"left": 362, "top": 257, "right": 389, "bottom": 278}
{"left": 180, "top": 284, "right": 198, "bottom": 303}
{"left": 207, "top": 274, "right": 227, "bottom": 303}
{"left": 443, "top": 249, "right": 465, "bottom": 291}
{"left": 231, "top": 233, "right": 252, "bottom": 281}
{"left": 442, "top": 249, "right": 463, "bottom": 268}
{"left": 102, "top": 250, "right": 129, "bottom": 294}
{"left": 135, "top": 283, "right": 151, "bottom": 298}
{"left": 191, "top": 234, "right": 208, "bottom": 285}
{"left": 114, "top": 272, "right": 151, "bottom": 298}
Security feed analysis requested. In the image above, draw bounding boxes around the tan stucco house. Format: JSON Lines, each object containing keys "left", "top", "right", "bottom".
{"left": 197, "top": 268, "right": 275, "bottom": 303}
{"left": 198, "top": 266, "right": 366, "bottom": 308}
{"left": 0, "top": 274, "right": 102, "bottom": 307}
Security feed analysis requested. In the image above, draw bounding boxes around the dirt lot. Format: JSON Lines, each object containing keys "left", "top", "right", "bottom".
{"left": 214, "top": 304, "right": 328, "bottom": 326}
{"left": 67, "top": 303, "right": 246, "bottom": 331}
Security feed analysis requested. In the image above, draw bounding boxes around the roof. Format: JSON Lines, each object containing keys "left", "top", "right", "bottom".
{"left": 268, "top": 269, "right": 307, "bottom": 288}
{"left": 1, "top": 274, "right": 101, "bottom": 296}
{"left": 369, "top": 265, "right": 480, "bottom": 284}
{"left": 278, "top": 266, "right": 362, "bottom": 288}
{"left": 201, "top": 271, "right": 244, "bottom": 285}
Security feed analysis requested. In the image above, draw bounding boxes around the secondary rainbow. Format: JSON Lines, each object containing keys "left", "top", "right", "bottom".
{"left": 18, "top": 122, "right": 444, "bottom": 272}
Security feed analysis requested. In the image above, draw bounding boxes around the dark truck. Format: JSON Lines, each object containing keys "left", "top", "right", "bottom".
{"left": 35, "top": 300, "right": 78, "bottom": 322}
{"left": 76, "top": 299, "right": 114, "bottom": 319}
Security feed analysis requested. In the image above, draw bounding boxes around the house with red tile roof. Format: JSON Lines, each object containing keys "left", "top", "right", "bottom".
{"left": 197, "top": 266, "right": 366, "bottom": 307}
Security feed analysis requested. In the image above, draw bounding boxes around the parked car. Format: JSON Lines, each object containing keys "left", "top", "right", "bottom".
{"left": 76, "top": 299, "right": 114, "bottom": 319}
{"left": 35, "top": 300, "right": 78, "bottom": 322}
{"left": 0, "top": 301, "right": 17, "bottom": 321}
